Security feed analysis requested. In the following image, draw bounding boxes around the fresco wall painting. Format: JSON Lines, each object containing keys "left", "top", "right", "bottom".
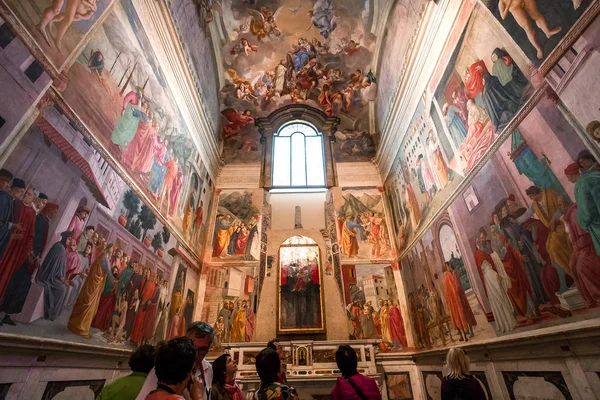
{"left": 341, "top": 263, "right": 408, "bottom": 351}
{"left": 0, "top": 106, "right": 197, "bottom": 350}
{"left": 215, "top": 0, "right": 379, "bottom": 164}
{"left": 399, "top": 90, "right": 600, "bottom": 351}
{"left": 484, "top": 0, "right": 594, "bottom": 66}
{"left": 0, "top": 0, "right": 115, "bottom": 73}
{"left": 385, "top": 2, "right": 536, "bottom": 254}
{"left": 201, "top": 188, "right": 263, "bottom": 348}
{"left": 0, "top": 0, "right": 215, "bottom": 260}
{"left": 375, "top": 0, "right": 428, "bottom": 134}
{"left": 333, "top": 187, "right": 394, "bottom": 262}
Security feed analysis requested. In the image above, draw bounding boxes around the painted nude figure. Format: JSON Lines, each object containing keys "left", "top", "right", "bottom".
{"left": 38, "top": 0, "right": 98, "bottom": 51}
{"left": 498, "top": 0, "right": 562, "bottom": 59}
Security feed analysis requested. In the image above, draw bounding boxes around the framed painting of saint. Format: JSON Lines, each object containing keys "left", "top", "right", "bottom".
{"left": 277, "top": 236, "right": 325, "bottom": 334}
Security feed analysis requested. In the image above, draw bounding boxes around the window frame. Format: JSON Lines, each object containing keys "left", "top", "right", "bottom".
{"left": 271, "top": 120, "right": 326, "bottom": 189}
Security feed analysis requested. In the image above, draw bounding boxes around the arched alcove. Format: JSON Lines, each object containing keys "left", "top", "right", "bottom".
{"left": 277, "top": 235, "right": 325, "bottom": 334}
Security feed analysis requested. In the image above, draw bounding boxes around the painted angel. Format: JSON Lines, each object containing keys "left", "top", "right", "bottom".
{"left": 306, "top": 0, "right": 337, "bottom": 39}
{"left": 248, "top": 6, "right": 282, "bottom": 41}
{"left": 230, "top": 38, "right": 258, "bottom": 56}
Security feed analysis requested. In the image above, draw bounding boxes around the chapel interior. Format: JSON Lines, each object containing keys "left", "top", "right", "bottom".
{"left": 0, "top": 0, "right": 600, "bottom": 398}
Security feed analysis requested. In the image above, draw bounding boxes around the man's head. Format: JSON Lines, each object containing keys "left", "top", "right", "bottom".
{"left": 76, "top": 205, "right": 90, "bottom": 219}
{"left": 557, "top": 194, "right": 572, "bottom": 215}
{"left": 525, "top": 186, "right": 542, "bottom": 202}
{"left": 335, "top": 344, "right": 358, "bottom": 379}
{"left": 267, "top": 338, "right": 285, "bottom": 360}
{"left": 84, "top": 225, "right": 95, "bottom": 239}
{"left": 23, "top": 188, "right": 37, "bottom": 206}
{"left": 586, "top": 120, "right": 600, "bottom": 142}
{"left": 186, "top": 321, "right": 214, "bottom": 363}
{"left": 129, "top": 344, "right": 156, "bottom": 374}
{"left": 155, "top": 338, "right": 196, "bottom": 388}
{"left": 478, "top": 227, "right": 488, "bottom": 243}
{"left": 256, "top": 348, "right": 280, "bottom": 385}
{"left": 0, "top": 169, "right": 13, "bottom": 191}
{"left": 577, "top": 150, "right": 597, "bottom": 172}
{"left": 35, "top": 193, "right": 48, "bottom": 210}
{"left": 10, "top": 178, "right": 26, "bottom": 199}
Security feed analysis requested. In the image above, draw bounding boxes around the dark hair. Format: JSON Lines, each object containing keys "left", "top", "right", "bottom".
{"left": 525, "top": 186, "right": 541, "bottom": 196}
{"left": 0, "top": 169, "right": 13, "bottom": 180}
{"left": 267, "top": 338, "right": 280, "bottom": 351}
{"left": 577, "top": 149, "right": 596, "bottom": 164}
{"left": 186, "top": 321, "right": 214, "bottom": 344}
{"left": 212, "top": 353, "right": 231, "bottom": 387}
{"left": 85, "top": 225, "right": 95, "bottom": 232}
{"left": 129, "top": 344, "right": 156, "bottom": 374}
{"left": 256, "top": 348, "right": 280, "bottom": 385}
{"left": 335, "top": 345, "right": 358, "bottom": 378}
{"left": 155, "top": 337, "right": 196, "bottom": 385}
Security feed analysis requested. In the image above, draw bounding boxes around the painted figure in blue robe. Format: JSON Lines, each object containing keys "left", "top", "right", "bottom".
{"left": 36, "top": 230, "right": 72, "bottom": 321}
{"left": 149, "top": 149, "right": 169, "bottom": 195}
{"left": 442, "top": 103, "right": 468, "bottom": 145}
{"left": 289, "top": 45, "right": 311, "bottom": 72}
{"left": 111, "top": 94, "right": 148, "bottom": 149}
{"left": 346, "top": 216, "right": 367, "bottom": 241}
{"left": 0, "top": 169, "right": 15, "bottom": 259}
{"left": 309, "top": 0, "right": 337, "bottom": 39}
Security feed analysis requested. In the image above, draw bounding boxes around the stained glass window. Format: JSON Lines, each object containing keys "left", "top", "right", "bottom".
{"left": 272, "top": 122, "right": 325, "bottom": 187}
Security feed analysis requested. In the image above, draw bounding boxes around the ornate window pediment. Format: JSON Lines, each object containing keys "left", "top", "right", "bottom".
{"left": 255, "top": 105, "right": 339, "bottom": 190}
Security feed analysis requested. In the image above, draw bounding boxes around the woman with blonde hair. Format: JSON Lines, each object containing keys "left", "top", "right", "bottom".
{"left": 441, "top": 347, "right": 486, "bottom": 399}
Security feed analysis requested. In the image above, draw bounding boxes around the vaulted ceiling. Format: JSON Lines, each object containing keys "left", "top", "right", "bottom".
{"left": 168, "top": 0, "right": 428, "bottom": 167}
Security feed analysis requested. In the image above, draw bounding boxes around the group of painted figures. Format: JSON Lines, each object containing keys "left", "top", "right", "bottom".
{"left": 0, "top": 168, "right": 194, "bottom": 346}
{"left": 338, "top": 211, "right": 391, "bottom": 258}
{"left": 346, "top": 298, "right": 408, "bottom": 350}
{"left": 213, "top": 299, "right": 255, "bottom": 347}
{"left": 473, "top": 151, "right": 600, "bottom": 334}
{"left": 212, "top": 213, "right": 260, "bottom": 260}
{"left": 409, "top": 262, "right": 478, "bottom": 349}
{"left": 111, "top": 89, "right": 204, "bottom": 242}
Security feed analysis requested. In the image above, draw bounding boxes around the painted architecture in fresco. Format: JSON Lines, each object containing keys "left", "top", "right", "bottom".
{"left": 30, "top": 0, "right": 212, "bottom": 255}
{"left": 0, "top": 105, "right": 196, "bottom": 349}
{"left": 341, "top": 264, "right": 407, "bottom": 349}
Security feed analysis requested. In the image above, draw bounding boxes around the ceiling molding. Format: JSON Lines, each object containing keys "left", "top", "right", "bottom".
{"left": 135, "top": 0, "right": 221, "bottom": 180}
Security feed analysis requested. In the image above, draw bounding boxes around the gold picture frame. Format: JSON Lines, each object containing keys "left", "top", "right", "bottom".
{"left": 277, "top": 237, "right": 326, "bottom": 335}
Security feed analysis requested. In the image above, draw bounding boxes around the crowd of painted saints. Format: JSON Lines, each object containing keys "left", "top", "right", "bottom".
{"left": 212, "top": 299, "right": 255, "bottom": 348}
{"left": 346, "top": 297, "right": 408, "bottom": 350}
{"left": 0, "top": 169, "right": 194, "bottom": 345}
{"left": 109, "top": 87, "right": 204, "bottom": 240}
{"left": 212, "top": 214, "right": 260, "bottom": 260}
{"left": 222, "top": 6, "right": 377, "bottom": 143}
{"left": 337, "top": 212, "right": 391, "bottom": 258}
{"left": 471, "top": 152, "right": 600, "bottom": 333}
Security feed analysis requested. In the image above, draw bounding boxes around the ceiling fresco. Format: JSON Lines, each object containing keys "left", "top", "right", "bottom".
{"left": 211, "top": 0, "right": 380, "bottom": 164}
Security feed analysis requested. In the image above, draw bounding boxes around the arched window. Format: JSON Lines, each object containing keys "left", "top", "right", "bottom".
{"left": 272, "top": 122, "right": 325, "bottom": 188}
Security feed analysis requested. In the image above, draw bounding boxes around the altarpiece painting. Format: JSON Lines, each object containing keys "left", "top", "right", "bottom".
{"left": 278, "top": 236, "right": 325, "bottom": 334}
